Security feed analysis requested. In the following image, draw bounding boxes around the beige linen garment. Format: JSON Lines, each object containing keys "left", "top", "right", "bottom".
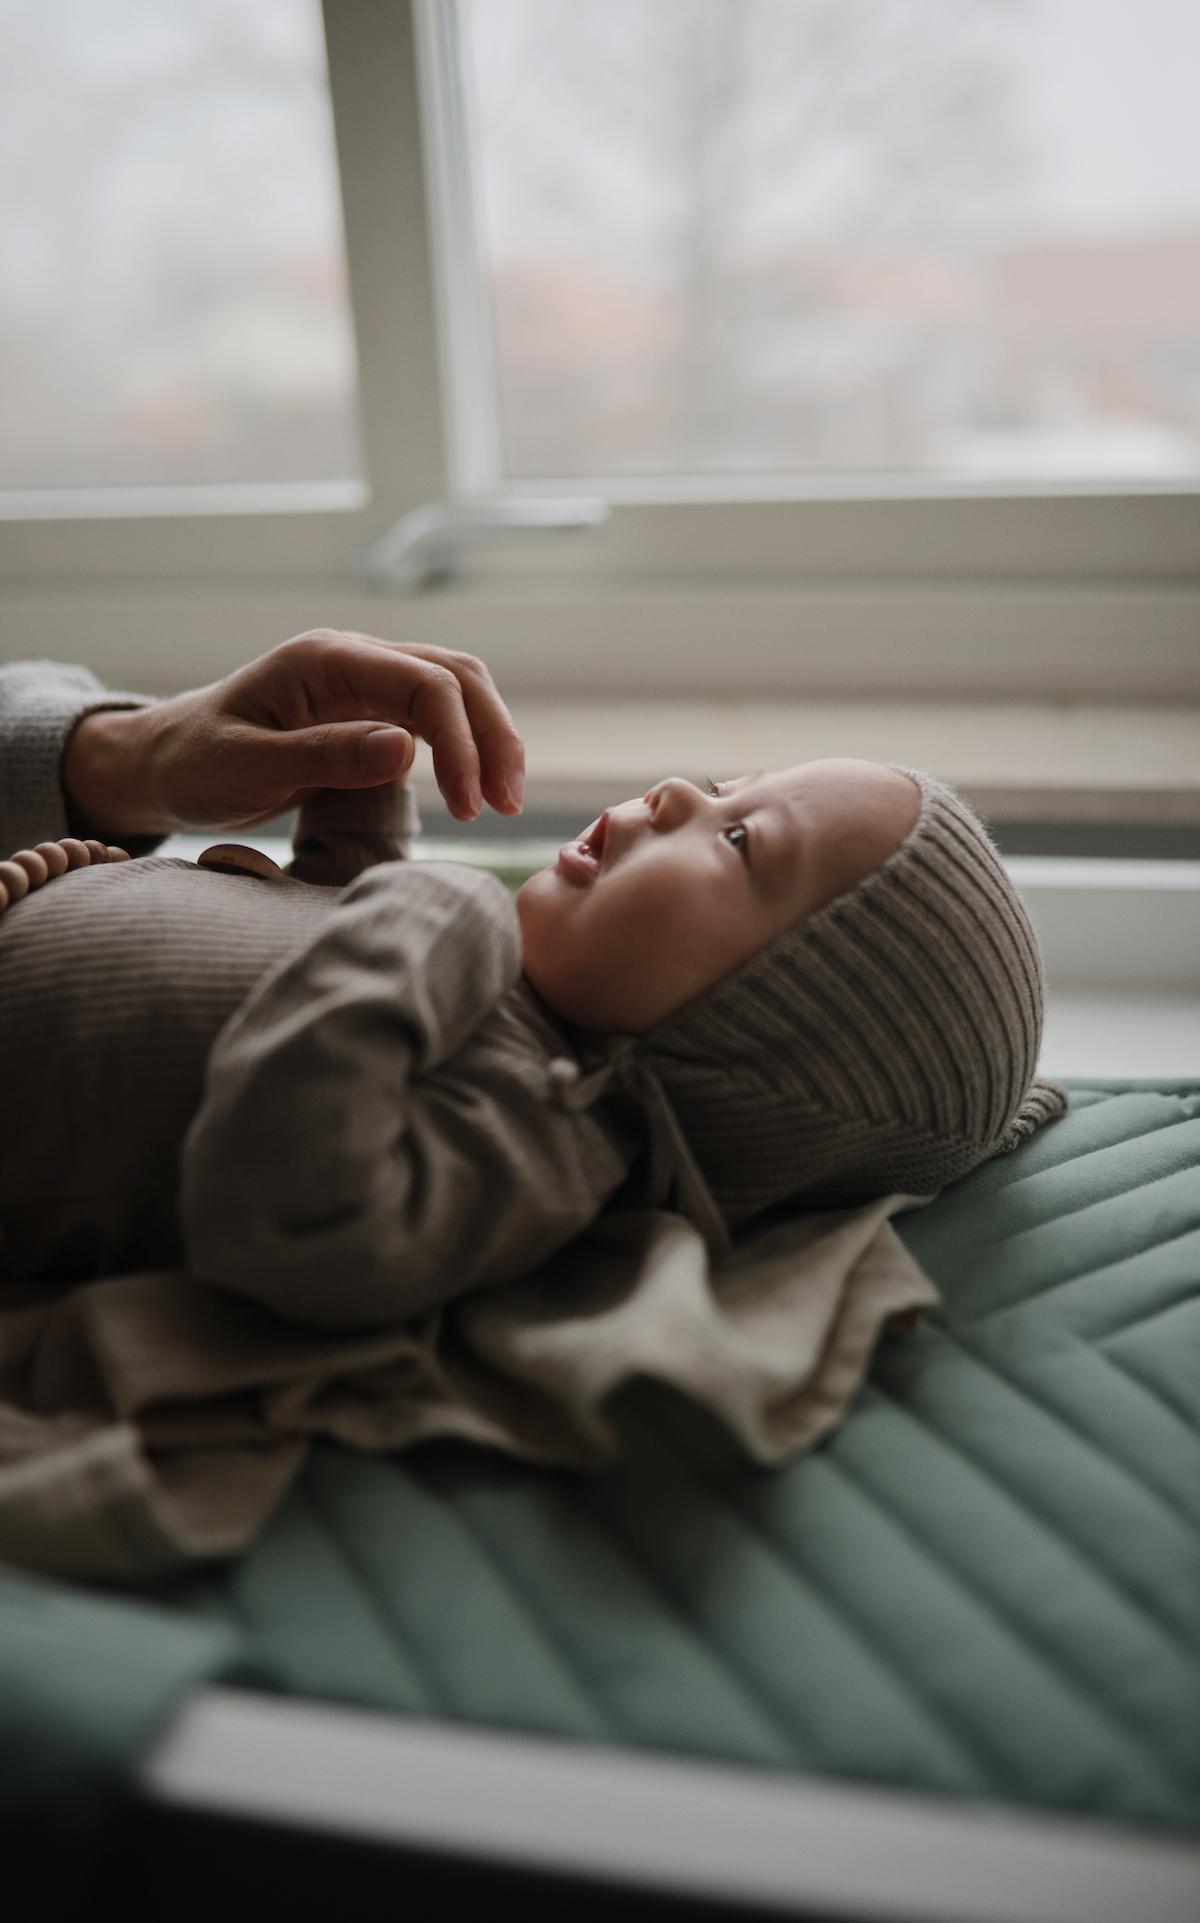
{"left": 0, "top": 1196, "right": 937, "bottom": 1581}
{"left": 0, "top": 658, "right": 940, "bottom": 1581}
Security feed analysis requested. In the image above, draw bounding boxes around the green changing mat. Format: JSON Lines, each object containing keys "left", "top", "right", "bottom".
{"left": 4, "top": 1079, "right": 1197, "bottom": 1856}
{"left": 147, "top": 1078, "right": 1200, "bottom": 1837}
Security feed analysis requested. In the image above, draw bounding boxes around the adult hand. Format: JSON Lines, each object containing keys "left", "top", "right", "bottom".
{"left": 64, "top": 629, "right": 526, "bottom": 839}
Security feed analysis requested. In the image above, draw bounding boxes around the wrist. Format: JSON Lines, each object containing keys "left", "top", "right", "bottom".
{"left": 62, "top": 705, "right": 172, "bottom": 841}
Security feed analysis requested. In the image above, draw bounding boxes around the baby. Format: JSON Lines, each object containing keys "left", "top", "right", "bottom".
{"left": 0, "top": 756, "right": 1066, "bottom": 1319}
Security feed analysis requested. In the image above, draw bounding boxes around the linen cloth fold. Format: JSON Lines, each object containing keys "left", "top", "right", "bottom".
{"left": 0, "top": 1193, "right": 937, "bottom": 1580}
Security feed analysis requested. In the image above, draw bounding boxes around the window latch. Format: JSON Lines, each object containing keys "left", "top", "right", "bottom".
{"left": 360, "top": 497, "right": 608, "bottom": 592}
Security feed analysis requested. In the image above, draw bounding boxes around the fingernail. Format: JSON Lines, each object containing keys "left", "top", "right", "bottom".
{"left": 462, "top": 776, "right": 483, "bottom": 816}
{"left": 503, "top": 772, "right": 525, "bottom": 812}
{"left": 365, "top": 728, "right": 407, "bottom": 775}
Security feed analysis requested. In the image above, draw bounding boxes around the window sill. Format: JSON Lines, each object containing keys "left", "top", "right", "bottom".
{"left": 1039, "top": 990, "right": 1200, "bottom": 1079}
{"left": 477, "top": 694, "right": 1200, "bottom": 828}
{"left": 4, "top": 575, "right": 1197, "bottom": 709}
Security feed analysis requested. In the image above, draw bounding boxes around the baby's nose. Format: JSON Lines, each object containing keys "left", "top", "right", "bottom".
{"left": 645, "top": 776, "right": 703, "bottom": 820}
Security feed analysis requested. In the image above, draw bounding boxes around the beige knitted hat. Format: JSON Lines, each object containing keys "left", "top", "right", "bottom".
{"left": 548, "top": 763, "right": 1069, "bottom": 1255}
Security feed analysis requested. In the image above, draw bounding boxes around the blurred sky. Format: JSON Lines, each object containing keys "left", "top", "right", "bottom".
{"left": 466, "top": 0, "right": 1200, "bottom": 247}
{"left": 1025, "top": 0, "right": 1200, "bottom": 230}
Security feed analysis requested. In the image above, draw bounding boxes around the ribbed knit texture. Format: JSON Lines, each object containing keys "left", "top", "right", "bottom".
{"left": 0, "top": 657, "right": 165, "bottom": 854}
{"left": 628, "top": 764, "right": 1069, "bottom": 1229}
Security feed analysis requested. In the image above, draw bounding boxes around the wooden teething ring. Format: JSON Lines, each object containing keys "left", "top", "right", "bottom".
{"left": 197, "top": 843, "right": 284, "bottom": 881}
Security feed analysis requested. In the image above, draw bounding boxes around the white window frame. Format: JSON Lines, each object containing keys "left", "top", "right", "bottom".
{"left": 0, "top": 0, "right": 1197, "bottom": 709}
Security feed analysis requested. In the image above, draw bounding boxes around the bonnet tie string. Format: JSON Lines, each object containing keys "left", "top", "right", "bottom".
{"left": 998, "top": 1075, "right": 1070, "bottom": 1152}
{"left": 546, "top": 1043, "right": 734, "bottom": 1264}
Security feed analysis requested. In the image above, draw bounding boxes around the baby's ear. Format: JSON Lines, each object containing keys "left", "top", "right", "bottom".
{"left": 286, "top": 784, "right": 420, "bottom": 886}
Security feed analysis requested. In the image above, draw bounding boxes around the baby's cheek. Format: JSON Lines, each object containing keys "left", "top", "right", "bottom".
{"left": 514, "top": 871, "right": 588, "bottom": 989}
{"left": 515, "top": 867, "right": 565, "bottom": 938}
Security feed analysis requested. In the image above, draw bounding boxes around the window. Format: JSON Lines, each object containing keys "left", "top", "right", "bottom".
{"left": 0, "top": 0, "right": 1195, "bottom": 713}
{"left": 459, "top": 0, "right": 1200, "bottom": 489}
{"left": 0, "top": 0, "right": 361, "bottom": 495}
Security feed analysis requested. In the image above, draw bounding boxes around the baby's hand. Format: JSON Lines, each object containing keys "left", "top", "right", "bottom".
{"left": 285, "top": 780, "right": 418, "bottom": 887}
{"left": 0, "top": 837, "right": 130, "bottom": 914}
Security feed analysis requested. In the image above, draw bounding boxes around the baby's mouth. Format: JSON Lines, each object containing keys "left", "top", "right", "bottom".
{"left": 555, "top": 809, "right": 609, "bottom": 886}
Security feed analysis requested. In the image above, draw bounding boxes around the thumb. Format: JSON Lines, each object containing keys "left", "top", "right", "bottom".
{"left": 273, "top": 722, "right": 415, "bottom": 790}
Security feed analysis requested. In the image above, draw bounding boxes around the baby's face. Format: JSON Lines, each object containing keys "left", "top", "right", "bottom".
{"left": 516, "top": 758, "right": 920, "bottom": 1036}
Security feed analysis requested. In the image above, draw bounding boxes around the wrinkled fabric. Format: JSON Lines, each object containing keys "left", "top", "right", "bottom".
{"left": 0, "top": 1193, "right": 938, "bottom": 1580}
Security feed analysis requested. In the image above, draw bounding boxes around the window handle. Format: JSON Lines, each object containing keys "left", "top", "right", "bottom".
{"left": 361, "top": 497, "right": 608, "bottom": 592}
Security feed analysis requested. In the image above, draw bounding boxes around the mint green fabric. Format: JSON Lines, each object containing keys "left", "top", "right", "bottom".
{"left": 151, "top": 1079, "right": 1199, "bottom": 1836}
{"left": 6, "top": 1082, "right": 1197, "bottom": 1846}
{"left": 0, "top": 1565, "right": 260, "bottom": 1906}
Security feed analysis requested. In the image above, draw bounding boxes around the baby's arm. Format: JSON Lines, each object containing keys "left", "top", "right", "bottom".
{"left": 180, "top": 860, "right": 523, "bottom": 1327}
{"left": 285, "top": 778, "right": 421, "bottom": 887}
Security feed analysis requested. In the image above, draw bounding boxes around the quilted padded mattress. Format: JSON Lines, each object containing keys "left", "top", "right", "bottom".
{"left": 146, "top": 1078, "right": 1200, "bottom": 1836}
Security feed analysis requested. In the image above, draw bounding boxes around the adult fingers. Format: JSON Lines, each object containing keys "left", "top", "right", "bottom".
{"left": 420, "top": 645, "right": 525, "bottom": 815}
{"left": 263, "top": 720, "right": 416, "bottom": 794}
{"left": 267, "top": 632, "right": 525, "bottom": 820}
{"left": 323, "top": 632, "right": 526, "bottom": 818}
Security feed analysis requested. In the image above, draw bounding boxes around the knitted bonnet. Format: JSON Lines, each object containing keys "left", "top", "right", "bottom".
{"left": 547, "top": 763, "right": 1069, "bottom": 1257}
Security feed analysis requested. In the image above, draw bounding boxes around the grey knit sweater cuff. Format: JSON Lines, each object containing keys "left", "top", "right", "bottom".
{"left": 0, "top": 658, "right": 163, "bottom": 857}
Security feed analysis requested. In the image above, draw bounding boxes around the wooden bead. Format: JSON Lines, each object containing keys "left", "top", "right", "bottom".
{"left": 0, "top": 859, "right": 30, "bottom": 901}
{"left": 197, "top": 843, "right": 284, "bottom": 881}
{"left": 57, "top": 839, "right": 91, "bottom": 868}
{"left": 33, "top": 842, "right": 70, "bottom": 878}
{"left": 10, "top": 849, "right": 49, "bottom": 888}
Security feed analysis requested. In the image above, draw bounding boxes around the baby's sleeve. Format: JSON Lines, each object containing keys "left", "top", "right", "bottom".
{"left": 284, "top": 779, "right": 420, "bottom": 886}
{"left": 179, "top": 859, "right": 525, "bottom": 1327}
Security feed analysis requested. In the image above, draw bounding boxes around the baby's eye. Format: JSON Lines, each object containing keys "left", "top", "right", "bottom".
{"left": 703, "top": 780, "right": 750, "bottom": 863}
{"left": 723, "top": 822, "right": 750, "bottom": 862}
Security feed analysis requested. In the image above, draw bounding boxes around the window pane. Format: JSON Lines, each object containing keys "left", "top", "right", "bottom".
{"left": 461, "top": 0, "right": 1200, "bottom": 484}
{"left": 0, "top": 0, "right": 361, "bottom": 490}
